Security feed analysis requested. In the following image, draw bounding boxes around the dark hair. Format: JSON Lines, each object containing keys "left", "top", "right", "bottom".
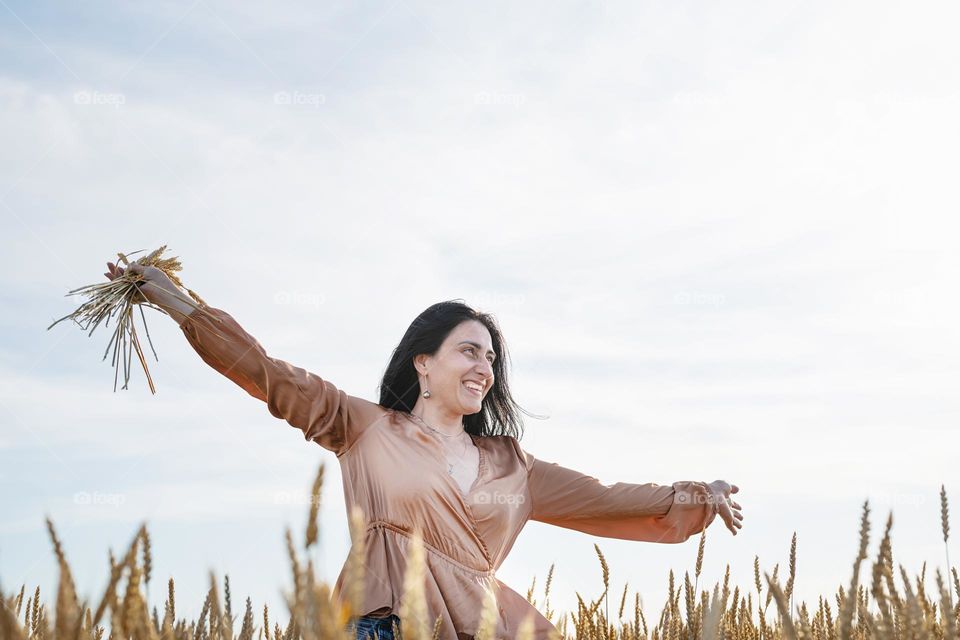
{"left": 378, "top": 299, "right": 538, "bottom": 439}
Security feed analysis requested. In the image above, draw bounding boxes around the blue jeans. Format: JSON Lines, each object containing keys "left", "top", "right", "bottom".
{"left": 345, "top": 613, "right": 402, "bottom": 640}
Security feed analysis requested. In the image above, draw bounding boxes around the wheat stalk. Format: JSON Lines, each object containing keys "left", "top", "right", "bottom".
{"left": 305, "top": 464, "right": 325, "bottom": 551}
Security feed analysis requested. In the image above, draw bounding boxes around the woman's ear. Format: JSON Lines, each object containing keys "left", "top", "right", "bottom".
{"left": 413, "top": 353, "right": 429, "bottom": 376}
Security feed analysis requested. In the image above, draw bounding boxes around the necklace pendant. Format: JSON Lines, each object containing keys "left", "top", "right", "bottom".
{"left": 447, "top": 463, "right": 454, "bottom": 475}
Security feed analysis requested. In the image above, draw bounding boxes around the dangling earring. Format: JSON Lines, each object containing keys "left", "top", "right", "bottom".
{"left": 421, "top": 372, "right": 431, "bottom": 398}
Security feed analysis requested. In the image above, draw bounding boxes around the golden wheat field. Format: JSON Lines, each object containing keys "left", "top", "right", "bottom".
{"left": 1, "top": 464, "right": 955, "bottom": 640}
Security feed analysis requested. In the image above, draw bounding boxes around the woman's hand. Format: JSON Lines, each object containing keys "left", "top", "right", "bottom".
{"left": 105, "top": 261, "right": 183, "bottom": 308}
{"left": 707, "top": 480, "right": 743, "bottom": 536}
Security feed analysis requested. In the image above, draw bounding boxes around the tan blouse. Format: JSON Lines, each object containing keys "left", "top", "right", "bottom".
{"left": 178, "top": 305, "right": 720, "bottom": 639}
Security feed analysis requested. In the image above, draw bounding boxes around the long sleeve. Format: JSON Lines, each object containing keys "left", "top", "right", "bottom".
{"left": 177, "top": 304, "right": 385, "bottom": 456}
{"left": 513, "top": 439, "right": 718, "bottom": 544}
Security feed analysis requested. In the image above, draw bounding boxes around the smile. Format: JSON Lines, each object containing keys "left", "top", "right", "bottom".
{"left": 463, "top": 382, "right": 483, "bottom": 396}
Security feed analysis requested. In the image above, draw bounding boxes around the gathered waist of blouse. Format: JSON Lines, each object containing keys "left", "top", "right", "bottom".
{"left": 365, "top": 520, "right": 497, "bottom": 576}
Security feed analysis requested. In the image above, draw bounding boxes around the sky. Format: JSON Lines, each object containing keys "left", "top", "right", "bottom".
{"left": 2, "top": 0, "right": 959, "bottom": 631}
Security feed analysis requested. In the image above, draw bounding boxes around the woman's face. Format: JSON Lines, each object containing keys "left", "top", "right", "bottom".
{"left": 416, "top": 320, "right": 496, "bottom": 416}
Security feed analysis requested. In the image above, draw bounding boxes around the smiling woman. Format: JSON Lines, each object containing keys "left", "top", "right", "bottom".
{"left": 106, "top": 262, "right": 743, "bottom": 640}
{"left": 377, "top": 300, "right": 517, "bottom": 441}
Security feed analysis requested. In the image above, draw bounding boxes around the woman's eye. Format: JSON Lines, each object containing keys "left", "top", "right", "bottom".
{"left": 465, "top": 347, "right": 493, "bottom": 364}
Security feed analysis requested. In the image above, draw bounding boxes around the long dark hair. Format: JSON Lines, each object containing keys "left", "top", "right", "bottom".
{"left": 378, "top": 299, "right": 538, "bottom": 439}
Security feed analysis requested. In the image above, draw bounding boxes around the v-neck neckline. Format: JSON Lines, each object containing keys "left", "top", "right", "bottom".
{"left": 460, "top": 432, "right": 486, "bottom": 497}
{"left": 400, "top": 412, "right": 486, "bottom": 498}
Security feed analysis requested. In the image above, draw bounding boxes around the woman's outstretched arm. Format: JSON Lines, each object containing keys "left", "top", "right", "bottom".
{"left": 509, "top": 438, "right": 727, "bottom": 543}
{"left": 176, "top": 303, "right": 385, "bottom": 456}
{"left": 103, "top": 260, "right": 384, "bottom": 455}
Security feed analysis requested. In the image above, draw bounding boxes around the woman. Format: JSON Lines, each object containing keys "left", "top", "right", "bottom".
{"left": 105, "top": 261, "right": 743, "bottom": 640}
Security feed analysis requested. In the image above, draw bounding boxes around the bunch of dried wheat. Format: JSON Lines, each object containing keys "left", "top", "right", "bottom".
{"left": 46, "top": 245, "right": 209, "bottom": 394}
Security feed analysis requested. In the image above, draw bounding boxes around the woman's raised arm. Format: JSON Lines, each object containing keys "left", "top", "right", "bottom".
{"left": 177, "top": 304, "right": 385, "bottom": 456}
{"left": 103, "top": 261, "right": 385, "bottom": 455}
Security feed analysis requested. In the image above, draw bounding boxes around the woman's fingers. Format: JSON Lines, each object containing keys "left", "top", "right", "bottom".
{"left": 722, "top": 484, "right": 743, "bottom": 536}
{"left": 708, "top": 482, "right": 743, "bottom": 536}
{"left": 104, "top": 261, "right": 132, "bottom": 281}
{"left": 726, "top": 509, "right": 741, "bottom": 533}
{"left": 715, "top": 501, "right": 733, "bottom": 535}
{"left": 716, "top": 496, "right": 744, "bottom": 536}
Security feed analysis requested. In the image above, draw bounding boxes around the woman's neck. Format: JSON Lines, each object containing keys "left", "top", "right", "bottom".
{"left": 410, "top": 401, "right": 465, "bottom": 436}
